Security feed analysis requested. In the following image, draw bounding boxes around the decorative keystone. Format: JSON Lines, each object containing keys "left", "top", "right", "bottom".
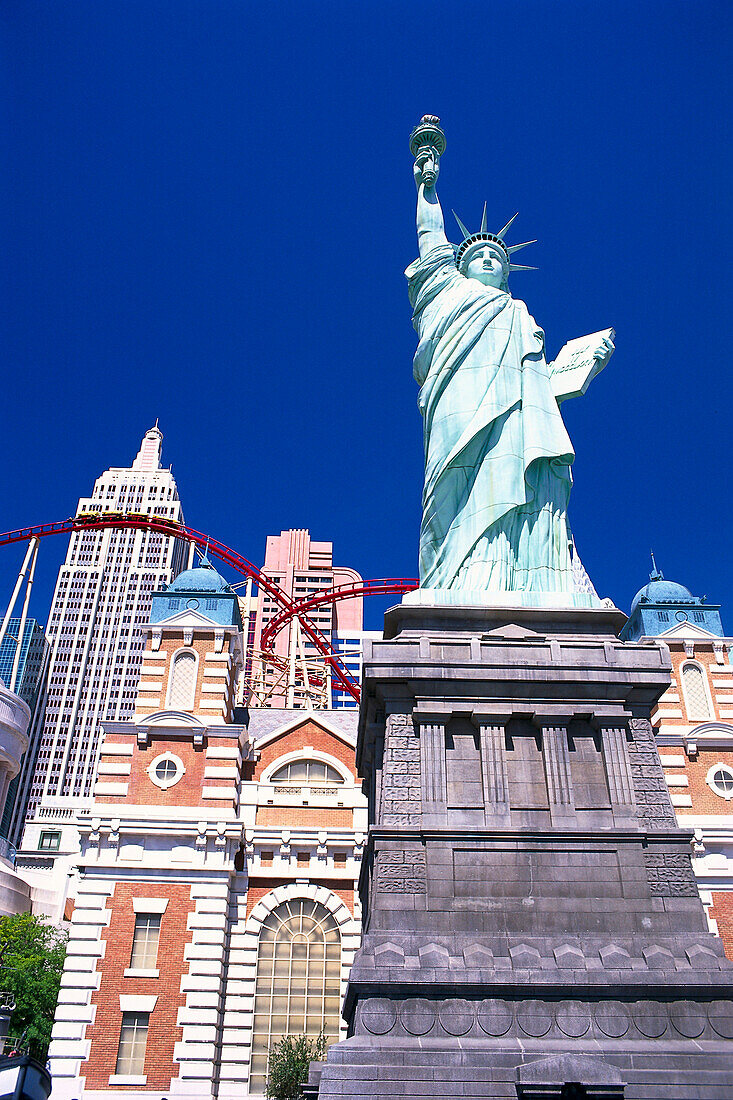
{"left": 418, "top": 943, "right": 450, "bottom": 968}
{"left": 685, "top": 943, "right": 721, "bottom": 968}
{"left": 642, "top": 945, "right": 676, "bottom": 970}
{"left": 599, "top": 944, "right": 633, "bottom": 969}
{"left": 374, "top": 942, "right": 405, "bottom": 966}
{"left": 509, "top": 943, "right": 542, "bottom": 968}
{"left": 463, "top": 943, "right": 494, "bottom": 968}
{"left": 553, "top": 944, "right": 585, "bottom": 969}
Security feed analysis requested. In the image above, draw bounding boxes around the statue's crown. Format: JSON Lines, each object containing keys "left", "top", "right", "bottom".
{"left": 454, "top": 207, "right": 537, "bottom": 274}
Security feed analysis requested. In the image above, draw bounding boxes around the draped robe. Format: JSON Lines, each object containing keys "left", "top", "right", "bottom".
{"left": 406, "top": 243, "right": 575, "bottom": 594}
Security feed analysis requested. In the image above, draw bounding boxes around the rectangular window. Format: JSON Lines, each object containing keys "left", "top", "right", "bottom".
{"left": 38, "top": 831, "right": 61, "bottom": 851}
{"left": 129, "top": 915, "right": 161, "bottom": 970}
{"left": 693, "top": 611, "right": 704, "bottom": 622}
{"left": 658, "top": 611, "right": 669, "bottom": 623}
{"left": 116, "top": 1012, "right": 149, "bottom": 1075}
{"left": 168, "top": 598, "right": 179, "bottom": 610}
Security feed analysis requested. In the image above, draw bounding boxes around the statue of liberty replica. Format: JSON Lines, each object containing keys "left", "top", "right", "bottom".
{"left": 405, "top": 116, "right": 613, "bottom": 605}
{"left": 306, "top": 119, "right": 733, "bottom": 1100}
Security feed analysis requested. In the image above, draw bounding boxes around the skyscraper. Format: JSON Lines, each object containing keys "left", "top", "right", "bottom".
{"left": 0, "top": 618, "right": 49, "bottom": 841}
{"left": 248, "top": 529, "right": 369, "bottom": 709}
{"left": 22, "top": 425, "right": 187, "bottom": 829}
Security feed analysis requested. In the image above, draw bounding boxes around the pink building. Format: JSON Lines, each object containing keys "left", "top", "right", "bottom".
{"left": 249, "top": 530, "right": 366, "bottom": 709}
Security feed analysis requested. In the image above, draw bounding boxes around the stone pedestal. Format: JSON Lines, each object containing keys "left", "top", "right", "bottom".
{"left": 312, "top": 605, "right": 733, "bottom": 1099}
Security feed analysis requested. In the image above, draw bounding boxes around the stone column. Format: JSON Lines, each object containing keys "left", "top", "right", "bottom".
{"left": 476, "top": 719, "right": 510, "bottom": 825}
{"left": 419, "top": 719, "right": 447, "bottom": 827}
{"left": 598, "top": 721, "right": 636, "bottom": 823}
{"left": 540, "top": 721, "right": 576, "bottom": 826}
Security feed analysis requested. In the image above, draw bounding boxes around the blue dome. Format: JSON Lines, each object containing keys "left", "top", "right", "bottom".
{"left": 630, "top": 577, "right": 694, "bottom": 614}
{"left": 168, "top": 563, "right": 230, "bottom": 594}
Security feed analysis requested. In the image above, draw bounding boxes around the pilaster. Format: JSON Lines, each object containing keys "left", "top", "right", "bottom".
{"left": 476, "top": 718, "right": 510, "bottom": 825}
{"left": 540, "top": 721, "right": 576, "bottom": 826}
{"left": 419, "top": 719, "right": 447, "bottom": 827}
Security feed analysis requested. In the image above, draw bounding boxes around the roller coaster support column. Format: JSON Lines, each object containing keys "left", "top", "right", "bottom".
{"left": 9, "top": 540, "right": 39, "bottom": 693}
{"left": 0, "top": 538, "right": 39, "bottom": 653}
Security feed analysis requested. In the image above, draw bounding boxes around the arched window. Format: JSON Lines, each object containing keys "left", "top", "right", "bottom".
{"left": 270, "top": 759, "right": 344, "bottom": 786}
{"left": 166, "top": 650, "right": 197, "bottom": 711}
{"left": 681, "top": 662, "right": 713, "bottom": 720}
{"left": 250, "top": 899, "right": 341, "bottom": 1092}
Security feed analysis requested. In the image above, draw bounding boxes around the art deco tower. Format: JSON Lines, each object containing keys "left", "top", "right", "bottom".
{"left": 20, "top": 426, "right": 187, "bottom": 828}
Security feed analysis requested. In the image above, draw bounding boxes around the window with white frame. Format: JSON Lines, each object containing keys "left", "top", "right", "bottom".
{"left": 167, "top": 649, "right": 197, "bottom": 710}
{"left": 38, "top": 830, "right": 61, "bottom": 851}
{"left": 115, "top": 1011, "right": 149, "bottom": 1075}
{"left": 129, "top": 915, "right": 161, "bottom": 970}
{"left": 250, "top": 900, "right": 341, "bottom": 1092}
{"left": 147, "top": 752, "right": 184, "bottom": 790}
{"left": 707, "top": 763, "right": 733, "bottom": 801}
{"left": 270, "top": 760, "right": 344, "bottom": 786}
{"left": 681, "top": 662, "right": 713, "bottom": 720}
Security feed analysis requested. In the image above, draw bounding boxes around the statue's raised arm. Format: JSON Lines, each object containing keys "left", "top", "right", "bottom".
{"left": 410, "top": 115, "right": 448, "bottom": 258}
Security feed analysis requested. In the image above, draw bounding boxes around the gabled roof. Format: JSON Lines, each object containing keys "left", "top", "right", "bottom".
{"left": 247, "top": 708, "right": 358, "bottom": 749}
{"left": 658, "top": 621, "right": 730, "bottom": 642}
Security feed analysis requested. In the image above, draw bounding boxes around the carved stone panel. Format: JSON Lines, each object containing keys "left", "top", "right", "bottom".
{"left": 376, "top": 850, "right": 427, "bottom": 894}
{"left": 644, "top": 853, "right": 699, "bottom": 897}
{"left": 381, "top": 714, "right": 422, "bottom": 826}
{"left": 627, "top": 717, "right": 677, "bottom": 827}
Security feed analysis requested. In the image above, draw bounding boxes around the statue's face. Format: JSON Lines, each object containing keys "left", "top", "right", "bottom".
{"left": 462, "top": 243, "right": 507, "bottom": 288}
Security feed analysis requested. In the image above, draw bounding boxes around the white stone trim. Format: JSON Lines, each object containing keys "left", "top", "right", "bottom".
{"left": 261, "top": 748, "right": 353, "bottom": 786}
{"left": 97, "top": 761, "right": 132, "bottom": 776}
{"left": 706, "top": 761, "right": 733, "bottom": 801}
{"left": 204, "top": 766, "right": 238, "bottom": 780}
{"left": 147, "top": 751, "right": 185, "bottom": 790}
{"left": 202, "top": 787, "right": 235, "bottom": 800}
{"left": 99, "top": 743, "right": 135, "bottom": 756}
{"left": 132, "top": 896, "right": 169, "bottom": 913}
{"left": 670, "top": 793, "right": 693, "bottom": 808}
{"left": 119, "top": 994, "right": 158, "bottom": 1012}
{"left": 206, "top": 746, "right": 240, "bottom": 760}
{"left": 108, "top": 1074, "right": 147, "bottom": 1085}
{"left": 665, "top": 774, "right": 689, "bottom": 787}
{"left": 659, "top": 754, "right": 685, "bottom": 767}
{"left": 123, "top": 967, "right": 160, "bottom": 978}
{"left": 94, "top": 782, "right": 129, "bottom": 796}
{"left": 217, "top": 883, "right": 359, "bottom": 1092}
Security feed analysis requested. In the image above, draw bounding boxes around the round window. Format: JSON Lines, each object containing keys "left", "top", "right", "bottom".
{"left": 155, "top": 758, "right": 178, "bottom": 783}
{"left": 186, "top": 598, "right": 200, "bottom": 610}
{"left": 707, "top": 763, "right": 733, "bottom": 801}
{"left": 148, "top": 752, "right": 185, "bottom": 790}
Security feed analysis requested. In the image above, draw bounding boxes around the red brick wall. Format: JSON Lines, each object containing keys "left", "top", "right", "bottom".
{"left": 709, "top": 891, "right": 733, "bottom": 960}
{"left": 135, "top": 633, "right": 234, "bottom": 719}
{"left": 663, "top": 750, "right": 733, "bottom": 816}
{"left": 85, "top": 882, "right": 195, "bottom": 1091}
{"left": 255, "top": 806, "right": 352, "bottom": 827}
{"left": 254, "top": 719, "right": 357, "bottom": 781}
{"left": 245, "top": 877, "right": 354, "bottom": 918}
{"left": 655, "top": 646, "right": 729, "bottom": 727}
{"left": 97, "top": 734, "right": 238, "bottom": 808}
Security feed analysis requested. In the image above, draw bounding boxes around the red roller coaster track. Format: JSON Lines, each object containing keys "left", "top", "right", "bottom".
{"left": 0, "top": 517, "right": 418, "bottom": 703}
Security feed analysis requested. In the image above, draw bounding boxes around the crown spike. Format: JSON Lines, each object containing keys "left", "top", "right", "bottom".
{"left": 452, "top": 211, "right": 472, "bottom": 240}
{"left": 496, "top": 213, "right": 518, "bottom": 239}
{"left": 508, "top": 263, "right": 538, "bottom": 272}
{"left": 480, "top": 202, "right": 488, "bottom": 234}
{"left": 507, "top": 239, "right": 537, "bottom": 255}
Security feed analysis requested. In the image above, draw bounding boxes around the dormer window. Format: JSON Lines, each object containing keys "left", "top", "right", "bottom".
{"left": 166, "top": 649, "right": 197, "bottom": 711}
{"left": 270, "top": 760, "right": 344, "bottom": 786}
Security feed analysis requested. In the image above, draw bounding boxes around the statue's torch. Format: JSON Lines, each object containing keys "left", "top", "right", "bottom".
{"left": 409, "top": 115, "right": 446, "bottom": 186}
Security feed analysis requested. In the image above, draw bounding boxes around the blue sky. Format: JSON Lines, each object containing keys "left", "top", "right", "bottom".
{"left": 2, "top": 0, "right": 732, "bottom": 630}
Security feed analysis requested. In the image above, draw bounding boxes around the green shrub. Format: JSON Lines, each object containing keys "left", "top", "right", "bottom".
{"left": 266, "top": 1033, "right": 327, "bottom": 1099}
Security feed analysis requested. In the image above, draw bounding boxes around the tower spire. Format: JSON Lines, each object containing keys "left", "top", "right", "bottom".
{"left": 132, "top": 423, "right": 163, "bottom": 472}
{"left": 649, "top": 549, "right": 663, "bottom": 581}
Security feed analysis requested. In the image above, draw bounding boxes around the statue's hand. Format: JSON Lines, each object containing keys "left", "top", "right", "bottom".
{"left": 414, "top": 146, "right": 440, "bottom": 190}
{"left": 592, "top": 333, "right": 615, "bottom": 367}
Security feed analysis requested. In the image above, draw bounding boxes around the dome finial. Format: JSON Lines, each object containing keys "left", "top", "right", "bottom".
{"left": 650, "top": 549, "right": 663, "bottom": 581}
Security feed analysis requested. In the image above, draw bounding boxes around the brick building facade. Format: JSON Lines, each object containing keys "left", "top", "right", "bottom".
{"left": 49, "top": 562, "right": 365, "bottom": 1099}
{"left": 622, "top": 563, "right": 733, "bottom": 959}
